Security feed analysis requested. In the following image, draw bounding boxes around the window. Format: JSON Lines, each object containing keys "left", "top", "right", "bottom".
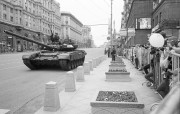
{"left": 159, "top": 12, "right": 162, "bottom": 23}
{"left": 3, "top": 4, "right": 6, "bottom": 10}
{"left": 3, "top": 14, "right": 7, "bottom": 19}
{"left": 66, "top": 21, "right": 68, "bottom": 24}
{"left": 16, "top": 9, "right": 18, "bottom": 14}
{"left": 10, "top": 16, "right": 13, "bottom": 22}
{"left": 19, "top": 10, "right": 22, "bottom": 16}
{"left": 26, "top": 22, "right": 28, "bottom": 26}
{"left": 19, "top": 18, "right": 21, "bottom": 24}
{"left": 10, "top": 8, "right": 13, "bottom": 13}
{"left": 156, "top": 15, "right": 158, "bottom": 25}
{"left": 24, "top": 33, "right": 28, "bottom": 37}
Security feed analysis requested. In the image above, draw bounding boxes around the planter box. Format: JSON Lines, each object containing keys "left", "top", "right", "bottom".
{"left": 105, "top": 72, "right": 131, "bottom": 82}
{"left": 109, "top": 64, "right": 126, "bottom": 70}
{"left": 110, "top": 62, "right": 125, "bottom": 65}
{"left": 111, "top": 61, "right": 124, "bottom": 64}
{"left": 90, "top": 90, "right": 144, "bottom": 114}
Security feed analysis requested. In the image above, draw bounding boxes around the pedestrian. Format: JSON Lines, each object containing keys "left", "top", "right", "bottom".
{"left": 134, "top": 44, "right": 139, "bottom": 69}
{"left": 104, "top": 48, "right": 107, "bottom": 55}
{"left": 156, "top": 71, "right": 171, "bottom": 98}
{"left": 111, "top": 46, "right": 116, "bottom": 61}
{"left": 107, "top": 48, "right": 110, "bottom": 58}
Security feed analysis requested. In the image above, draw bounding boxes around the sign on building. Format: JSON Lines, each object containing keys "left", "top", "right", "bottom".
{"left": 128, "top": 28, "right": 135, "bottom": 36}
{"left": 136, "top": 18, "right": 151, "bottom": 29}
{"left": 119, "top": 29, "right": 127, "bottom": 36}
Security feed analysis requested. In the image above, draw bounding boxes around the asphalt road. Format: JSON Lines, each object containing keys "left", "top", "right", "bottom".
{"left": 0, "top": 48, "right": 105, "bottom": 114}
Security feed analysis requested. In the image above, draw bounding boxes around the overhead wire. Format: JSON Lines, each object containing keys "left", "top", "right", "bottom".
{"left": 88, "top": 0, "right": 110, "bottom": 15}
{"left": 75, "top": 0, "right": 103, "bottom": 18}
{"left": 103, "top": 0, "right": 110, "bottom": 7}
{"left": 76, "top": 0, "right": 109, "bottom": 26}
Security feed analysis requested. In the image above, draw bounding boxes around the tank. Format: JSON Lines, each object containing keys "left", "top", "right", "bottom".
{"left": 4, "top": 30, "right": 87, "bottom": 71}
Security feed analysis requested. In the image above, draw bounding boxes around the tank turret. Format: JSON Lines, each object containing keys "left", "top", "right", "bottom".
{"left": 4, "top": 30, "right": 86, "bottom": 71}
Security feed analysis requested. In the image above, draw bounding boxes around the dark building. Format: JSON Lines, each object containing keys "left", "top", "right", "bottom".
{"left": 121, "top": 0, "right": 180, "bottom": 47}
{"left": 126, "top": 0, "right": 153, "bottom": 46}
{"left": 152, "top": 0, "right": 180, "bottom": 38}
{"left": 0, "top": 22, "right": 45, "bottom": 53}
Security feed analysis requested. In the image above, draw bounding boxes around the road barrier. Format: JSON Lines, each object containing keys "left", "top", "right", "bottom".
{"left": 89, "top": 60, "right": 93, "bottom": 71}
{"left": 44, "top": 81, "right": 60, "bottom": 112}
{"left": 65, "top": 71, "right": 76, "bottom": 92}
{"left": 93, "top": 58, "right": 96, "bottom": 68}
{"left": 76, "top": 66, "right": 85, "bottom": 82}
{"left": 84, "top": 62, "right": 90, "bottom": 75}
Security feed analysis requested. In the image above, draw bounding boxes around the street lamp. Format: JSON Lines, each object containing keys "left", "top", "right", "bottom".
{"left": 110, "top": 0, "right": 113, "bottom": 47}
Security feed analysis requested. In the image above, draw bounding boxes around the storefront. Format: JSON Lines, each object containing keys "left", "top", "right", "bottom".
{"left": 0, "top": 22, "right": 48, "bottom": 53}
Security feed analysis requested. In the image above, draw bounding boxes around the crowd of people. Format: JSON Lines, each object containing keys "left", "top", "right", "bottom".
{"left": 105, "top": 33, "right": 180, "bottom": 99}
{"left": 123, "top": 36, "right": 180, "bottom": 98}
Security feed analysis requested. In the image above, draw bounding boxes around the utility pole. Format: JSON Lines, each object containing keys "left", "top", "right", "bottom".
{"left": 111, "top": 0, "right": 113, "bottom": 47}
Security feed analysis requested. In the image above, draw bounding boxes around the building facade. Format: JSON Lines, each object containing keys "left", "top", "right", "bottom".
{"left": 0, "top": 0, "right": 61, "bottom": 53}
{"left": 61, "top": 12, "right": 84, "bottom": 47}
{"left": 152, "top": 0, "right": 180, "bottom": 39}
{"left": 121, "top": 0, "right": 180, "bottom": 47}
{"left": 120, "top": 0, "right": 153, "bottom": 47}
{"left": 82, "top": 25, "right": 92, "bottom": 48}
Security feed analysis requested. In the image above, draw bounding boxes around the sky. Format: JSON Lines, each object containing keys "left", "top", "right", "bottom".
{"left": 57, "top": 0, "right": 124, "bottom": 47}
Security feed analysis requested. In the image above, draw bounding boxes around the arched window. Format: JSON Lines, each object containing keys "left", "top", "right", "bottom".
{"left": 33, "top": 35, "right": 36, "bottom": 40}
{"left": 24, "top": 33, "right": 28, "bottom": 37}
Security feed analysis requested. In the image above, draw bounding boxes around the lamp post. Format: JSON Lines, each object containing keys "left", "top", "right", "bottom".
{"left": 110, "top": 0, "right": 113, "bottom": 47}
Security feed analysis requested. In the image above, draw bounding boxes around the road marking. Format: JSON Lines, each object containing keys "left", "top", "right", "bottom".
{"left": 0, "top": 65, "right": 24, "bottom": 70}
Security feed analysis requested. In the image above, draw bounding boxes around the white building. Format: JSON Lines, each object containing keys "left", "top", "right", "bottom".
{"left": 82, "top": 25, "right": 92, "bottom": 48}
{"left": 61, "top": 12, "right": 84, "bottom": 47}
{"left": 0, "top": 0, "right": 61, "bottom": 52}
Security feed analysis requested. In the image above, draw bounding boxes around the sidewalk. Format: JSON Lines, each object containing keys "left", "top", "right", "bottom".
{"left": 35, "top": 58, "right": 162, "bottom": 114}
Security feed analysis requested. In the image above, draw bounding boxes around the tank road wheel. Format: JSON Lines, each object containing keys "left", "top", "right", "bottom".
{"left": 77, "top": 59, "right": 80, "bottom": 66}
{"left": 70, "top": 62, "right": 74, "bottom": 69}
{"left": 82, "top": 57, "right": 85, "bottom": 63}
{"left": 72, "top": 61, "right": 76, "bottom": 69}
{"left": 74, "top": 60, "right": 78, "bottom": 68}
{"left": 80, "top": 58, "right": 84, "bottom": 65}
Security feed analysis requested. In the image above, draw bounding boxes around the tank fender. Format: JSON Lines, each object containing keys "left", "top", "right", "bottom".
{"left": 57, "top": 54, "right": 70, "bottom": 60}
{"left": 22, "top": 52, "right": 39, "bottom": 60}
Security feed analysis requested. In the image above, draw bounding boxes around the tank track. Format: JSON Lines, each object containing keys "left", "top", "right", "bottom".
{"left": 23, "top": 57, "right": 85, "bottom": 71}
{"left": 59, "top": 57, "right": 85, "bottom": 71}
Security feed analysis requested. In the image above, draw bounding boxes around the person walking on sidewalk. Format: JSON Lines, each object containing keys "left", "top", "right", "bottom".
{"left": 111, "top": 46, "right": 116, "bottom": 61}
{"left": 107, "top": 48, "right": 111, "bottom": 58}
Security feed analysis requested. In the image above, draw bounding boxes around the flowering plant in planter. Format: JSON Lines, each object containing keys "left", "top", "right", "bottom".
{"left": 96, "top": 91, "right": 138, "bottom": 102}
{"left": 108, "top": 69, "right": 127, "bottom": 72}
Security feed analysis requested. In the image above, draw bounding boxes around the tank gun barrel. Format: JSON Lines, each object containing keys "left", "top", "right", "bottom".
{"left": 4, "top": 30, "right": 54, "bottom": 50}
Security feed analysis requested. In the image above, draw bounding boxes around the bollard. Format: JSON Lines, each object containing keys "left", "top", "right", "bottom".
{"left": 65, "top": 71, "right": 76, "bottom": 92}
{"left": 96, "top": 57, "right": 99, "bottom": 66}
{"left": 44, "top": 81, "right": 60, "bottom": 112}
{"left": 76, "top": 66, "right": 85, "bottom": 81}
{"left": 84, "top": 62, "right": 90, "bottom": 75}
{"left": 93, "top": 58, "right": 96, "bottom": 68}
{"left": 98, "top": 57, "right": 101, "bottom": 64}
{"left": 89, "top": 60, "right": 93, "bottom": 71}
